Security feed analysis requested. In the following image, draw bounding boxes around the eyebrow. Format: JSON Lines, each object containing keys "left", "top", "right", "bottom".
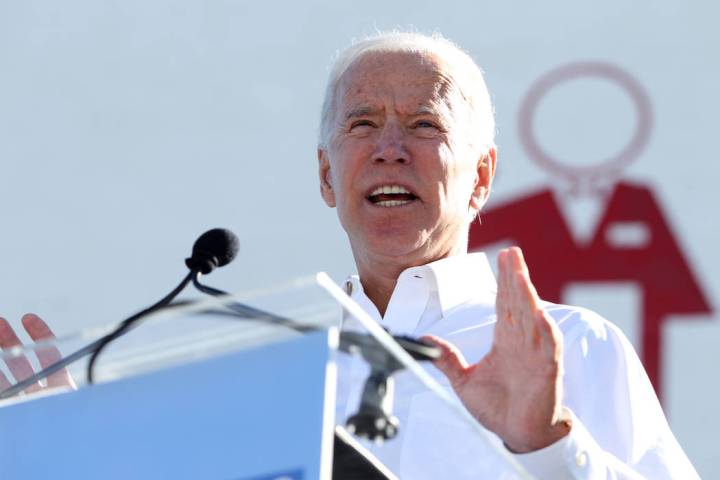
{"left": 411, "top": 105, "right": 440, "bottom": 116}
{"left": 344, "top": 106, "right": 378, "bottom": 120}
{"left": 342, "top": 104, "right": 443, "bottom": 120}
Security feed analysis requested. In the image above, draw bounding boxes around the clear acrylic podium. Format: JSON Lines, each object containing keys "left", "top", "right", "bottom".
{"left": 0, "top": 275, "right": 530, "bottom": 479}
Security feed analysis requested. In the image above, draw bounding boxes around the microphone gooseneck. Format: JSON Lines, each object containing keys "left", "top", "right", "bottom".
{"left": 191, "top": 275, "right": 316, "bottom": 333}
{"left": 84, "top": 271, "right": 196, "bottom": 383}
{"left": 85, "top": 228, "right": 241, "bottom": 383}
{"left": 0, "top": 226, "right": 440, "bottom": 408}
{"left": 0, "top": 228, "right": 240, "bottom": 398}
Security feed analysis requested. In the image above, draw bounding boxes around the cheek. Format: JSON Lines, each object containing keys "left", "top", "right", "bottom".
{"left": 433, "top": 144, "right": 466, "bottom": 196}
{"left": 442, "top": 159, "right": 480, "bottom": 209}
{"left": 332, "top": 141, "right": 372, "bottom": 188}
{"left": 452, "top": 161, "right": 479, "bottom": 192}
{"left": 327, "top": 164, "right": 357, "bottom": 211}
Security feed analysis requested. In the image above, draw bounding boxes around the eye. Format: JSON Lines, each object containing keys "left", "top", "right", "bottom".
{"left": 412, "top": 120, "right": 440, "bottom": 130}
{"left": 411, "top": 119, "right": 444, "bottom": 137}
{"left": 349, "top": 119, "right": 376, "bottom": 131}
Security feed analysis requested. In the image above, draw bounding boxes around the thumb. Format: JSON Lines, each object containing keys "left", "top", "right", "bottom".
{"left": 422, "top": 335, "right": 469, "bottom": 387}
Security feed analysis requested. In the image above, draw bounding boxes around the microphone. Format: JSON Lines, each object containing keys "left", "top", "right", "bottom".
{"left": 185, "top": 228, "right": 240, "bottom": 274}
{"left": 0, "top": 228, "right": 239, "bottom": 398}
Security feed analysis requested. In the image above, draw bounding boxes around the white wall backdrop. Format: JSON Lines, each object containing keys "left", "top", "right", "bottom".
{"left": 1, "top": 1, "right": 718, "bottom": 476}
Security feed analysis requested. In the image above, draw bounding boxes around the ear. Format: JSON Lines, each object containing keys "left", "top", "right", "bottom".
{"left": 318, "top": 148, "right": 336, "bottom": 208}
{"left": 469, "top": 147, "right": 497, "bottom": 213}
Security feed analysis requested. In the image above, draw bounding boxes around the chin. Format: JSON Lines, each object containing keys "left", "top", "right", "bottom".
{"left": 355, "top": 228, "right": 430, "bottom": 260}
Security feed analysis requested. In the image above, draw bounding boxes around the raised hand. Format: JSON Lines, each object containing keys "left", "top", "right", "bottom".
{"left": 0, "top": 313, "right": 76, "bottom": 396}
{"left": 425, "top": 247, "right": 571, "bottom": 453}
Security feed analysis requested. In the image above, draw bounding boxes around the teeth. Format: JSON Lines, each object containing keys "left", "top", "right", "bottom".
{"left": 370, "top": 185, "right": 411, "bottom": 196}
{"left": 376, "top": 199, "right": 412, "bottom": 207}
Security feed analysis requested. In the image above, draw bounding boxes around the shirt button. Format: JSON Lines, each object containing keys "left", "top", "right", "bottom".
{"left": 575, "top": 451, "right": 588, "bottom": 467}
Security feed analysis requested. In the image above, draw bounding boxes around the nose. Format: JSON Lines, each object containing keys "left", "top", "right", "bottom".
{"left": 372, "top": 119, "right": 410, "bottom": 165}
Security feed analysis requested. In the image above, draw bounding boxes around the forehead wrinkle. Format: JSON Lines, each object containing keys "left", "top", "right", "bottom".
{"left": 431, "top": 73, "right": 474, "bottom": 129}
{"left": 432, "top": 72, "right": 467, "bottom": 111}
{"left": 334, "top": 52, "right": 470, "bottom": 129}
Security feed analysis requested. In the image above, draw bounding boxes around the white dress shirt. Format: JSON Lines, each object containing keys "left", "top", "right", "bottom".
{"left": 335, "top": 252, "right": 698, "bottom": 479}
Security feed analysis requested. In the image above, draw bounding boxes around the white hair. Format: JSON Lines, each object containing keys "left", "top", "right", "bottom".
{"left": 318, "top": 31, "right": 496, "bottom": 154}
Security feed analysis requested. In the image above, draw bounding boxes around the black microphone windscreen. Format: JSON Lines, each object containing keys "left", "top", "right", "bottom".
{"left": 185, "top": 228, "right": 240, "bottom": 274}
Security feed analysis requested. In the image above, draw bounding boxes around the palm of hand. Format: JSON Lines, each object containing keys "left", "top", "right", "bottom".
{"left": 427, "top": 247, "right": 570, "bottom": 453}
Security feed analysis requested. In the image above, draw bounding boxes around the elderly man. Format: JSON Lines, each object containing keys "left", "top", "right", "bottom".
{"left": 0, "top": 30, "right": 697, "bottom": 479}
{"left": 318, "top": 32, "right": 697, "bottom": 478}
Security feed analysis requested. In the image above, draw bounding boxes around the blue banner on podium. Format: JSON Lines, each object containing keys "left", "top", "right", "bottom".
{"left": 0, "top": 329, "right": 337, "bottom": 480}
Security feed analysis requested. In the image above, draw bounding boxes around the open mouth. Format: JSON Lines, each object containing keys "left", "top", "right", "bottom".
{"left": 367, "top": 185, "right": 419, "bottom": 207}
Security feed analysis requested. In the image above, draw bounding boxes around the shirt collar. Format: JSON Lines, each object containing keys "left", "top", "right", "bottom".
{"left": 423, "top": 252, "right": 497, "bottom": 316}
{"left": 346, "top": 252, "right": 496, "bottom": 320}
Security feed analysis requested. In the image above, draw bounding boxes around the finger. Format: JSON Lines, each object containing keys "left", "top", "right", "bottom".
{"left": 510, "top": 247, "right": 540, "bottom": 307}
{"left": 536, "top": 311, "right": 564, "bottom": 361}
{"left": 0, "top": 368, "right": 11, "bottom": 391}
{"left": 508, "top": 246, "right": 531, "bottom": 278}
{"left": 506, "top": 250, "right": 562, "bottom": 354}
{"left": 0, "top": 319, "right": 16, "bottom": 392}
{"left": 511, "top": 270, "right": 538, "bottom": 321}
{"left": 0, "top": 317, "right": 41, "bottom": 393}
{"left": 495, "top": 249, "right": 512, "bottom": 323}
{"left": 507, "top": 248, "right": 541, "bottom": 321}
{"left": 498, "top": 247, "right": 533, "bottom": 324}
{"left": 22, "top": 314, "right": 74, "bottom": 389}
{"left": 422, "top": 335, "right": 469, "bottom": 387}
{"left": 502, "top": 249, "right": 545, "bottom": 352}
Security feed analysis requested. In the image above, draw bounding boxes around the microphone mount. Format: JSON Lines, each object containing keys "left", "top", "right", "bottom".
{"left": 339, "top": 332, "right": 440, "bottom": 441}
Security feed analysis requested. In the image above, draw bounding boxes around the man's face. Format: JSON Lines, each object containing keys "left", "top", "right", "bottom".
{"left": 318, "top": 51, "right": 495, "bottom": 264}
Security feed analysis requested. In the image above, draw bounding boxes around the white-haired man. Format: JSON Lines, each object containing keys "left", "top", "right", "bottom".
{"left": 0, "top": 30, "right": 698, "bottom": 479}
{"left": 318, "top": 32, "right": 697, "bottom": 479}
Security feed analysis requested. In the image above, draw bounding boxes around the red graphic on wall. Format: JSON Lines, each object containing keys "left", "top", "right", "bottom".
{"left": 469, "top": 62, "right": 712, "bottom": 400}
